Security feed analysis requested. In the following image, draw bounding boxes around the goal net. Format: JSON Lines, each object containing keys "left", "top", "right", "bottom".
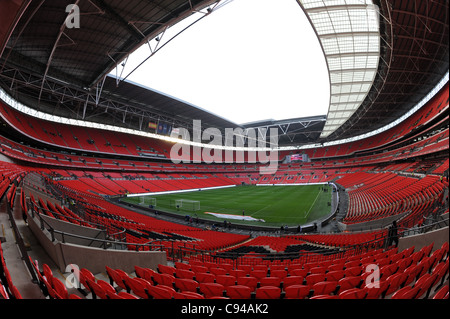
{"left": 140, "top": 197, "right": 156, "bottom": 207}
{"left": 173, "top": 199, "right": 200, "bottom": 211}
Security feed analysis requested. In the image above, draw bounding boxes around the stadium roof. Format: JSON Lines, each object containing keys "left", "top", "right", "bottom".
{"left": 1, "top": 0, "right": 222, "bottom": 89}
{"left": 0, "top": 0, "right": 448, "bottom": 147}
{"left": 298, "top": 0, "right": 381, "bottom": 138}
{"left": 326, "top": 0, "right": 448, "bottom": 141}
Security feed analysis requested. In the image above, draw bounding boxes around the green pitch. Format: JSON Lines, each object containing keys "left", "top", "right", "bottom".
{"left": 123, "top": 184, "right": 333, "bottom": 227}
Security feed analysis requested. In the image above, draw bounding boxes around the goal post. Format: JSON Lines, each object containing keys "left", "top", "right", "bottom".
{"left": 139, "top": 196, "right": 156, "bottom": 207}
{"left": 173, "top": 199, "right": 200, "bottom": 211}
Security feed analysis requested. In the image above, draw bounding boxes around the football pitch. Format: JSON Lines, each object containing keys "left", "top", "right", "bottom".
{"left": 124, "top": 184, "right": 333, "bottom": 227}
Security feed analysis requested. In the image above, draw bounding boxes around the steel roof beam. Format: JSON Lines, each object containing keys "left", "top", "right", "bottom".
{"left": 89, "top": 0, "right": 145, "bottom": 42}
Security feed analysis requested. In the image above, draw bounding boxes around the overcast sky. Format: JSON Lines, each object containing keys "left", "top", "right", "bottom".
{"left": 119, "top": 0, "right": 330, "bottom": 125}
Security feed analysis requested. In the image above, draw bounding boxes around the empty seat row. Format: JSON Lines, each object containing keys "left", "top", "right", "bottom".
{"left": 28, "top": 240, "right": 448, "bottom": 300}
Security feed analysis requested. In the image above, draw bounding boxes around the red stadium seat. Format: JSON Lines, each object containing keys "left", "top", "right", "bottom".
{"left": 362, "top": 280, "right": 389, "bottom": 299}
{"left": 344, "top": 266, "right": 362, "bottom": 277}
{"left": 384, "top": 272, "right": 408, "bottom": 296}
{"left": 237, "top": 276, "right": 258, "bottom": 291}
{"left": 309, "top": 266, "right": 326, "bottom": 275}
{"left": 312, "top": 281, "right": 338, "bottom": 296}
{"left": 337, "top": 276, "right": 362, "bottom": 292}
{"left": 127, "top": 277, "right": 152, "bottom": 299}
{"left": 254, "top": 265, "right": 268, "bottom": 272}
{"left": 79, "top": 268, "right": 96, "bottom": 293}
{"left": 414, "top": 273, "right": 439, "bottom": 299}
{"left": 111, "top": 291, "right": 139, "bottom": 299}
{"left": 195, "top": 272, "right": 216, "bottom": 284}
{"left": 310, "top": 294, "right": 338, "bottom": 299}
{"left": 0, "top": 283, "right": 9, "bottom": 299}
{"left": 432, "top": 260, "right": 449, "bottom": 288}
{"left": 417, "top": 256, "right": 435, "bottom": 278}
{"left": 403, "top": 264, "right": 423, "bottom": 286}
{"left": 325, "top": 270, "right": 345, "bottom": 282}
{"left": 105, "top": 266, "right": 129, "bottom": 292}
{"left": 153, "top": 273, "right": 176, "bottom": 288}
{"left": 42, "top": 263, "right": 54, "bottom": 282}
{"left": 134, "top": 265, "right": 149, "bottom": 279}
{"left": 148, "top": 285, "right": 176, "bottom": 299}
{"left": 259, "top": 276, "right": 281, "bottom": 288}
{"left": 199, "top": 283, "right": 225, "bottom": 299}
{"left": 282, "top": 276, "right": 304, "bottom": 288}
{"left": 191, "top": 265, "right": 209, "bottom": 274}
{"left": 284, "top": 285, "right": 311, "bottom": 299}
{"left": 391, "top": 286, "right": 420, "bottom": 299}
{"left": 338, "top": 288, "right": 366, "bottom": 299}
{"left": 328, "top": 262, "right": 345, "bottom": 272}
{"left": 175, "top": 262, "right": 191, "bottom": 271}
{"left": 379, "top": 263, "right": 398, "bottom": 279}
{"left": 420, "top": 243, "right": 434, "bottom": 258}
{"left": 51, "top": 277, "right": 69, "bottom": 299}
{"left": 250, "top": 269, "right": 268, "bottom": 280}
{"left": 237, "top": 264, "right": 252, "bottom": 275}
{"left": 226, "top": 285, "right": 252, "bottom": 299}
{"left": 270, "top": 269, "right": 288, "bottom": 279}
{"left": 29, "top": 258, "right": 51, "bottom": 297}
{"left": 158, "top": 264, "right": 176, "bottom": 276}
{"left": 229, "top": 269, "right": 246, "bottom": 278}
{"left": 97, "top": 280, "right": 117, "bottom": 296}
{"left": 140, "top": 267, "right": 158, "bottom": 283}
{"left": 397, "top": 256, "right": 413, "bottom": 272}
{"left": 174, "top": 278, "right": 200, "bottom": 293}
{"left": 175, "top": 268, "right": 196, "bottom": 280}
{"left": 433, "top": 285, "right": 449, "bottom": 299}
{"left": 46, "top": 283, "right": 59, "bottom": 300}
{"left": 210, "top": 267, "right": 227, "bottom": 276}
{"left": 305, "top": 273, "right": 326, "bottom": 287}
{"left": 255, "top": 286, "right": 281, "bottom": 299}
{"left": 174, "top": 291, "right": 205, "bottom": 299}
{"left": 215, "top": 275, "right": 236, "bottom": 287}
{"left": 289, "top": 268, "right": 308, "bottom": 278}
{"left": 10, "top": 285, "right": 22, "bottom": 299}
{"left": 87, "top": 279, "right": 112, "bottom": 299}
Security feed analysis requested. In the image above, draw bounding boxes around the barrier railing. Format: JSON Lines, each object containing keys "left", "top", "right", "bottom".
{"left": 171, "top": 216, "right": 449, "bottom": 266}
{"left": 27, "top": 203, "right": 165, "bottom": 252}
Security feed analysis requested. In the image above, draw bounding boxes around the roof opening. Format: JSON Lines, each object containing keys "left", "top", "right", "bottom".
{"left": 118, "top": 0, "right": 330, "bottom": 125}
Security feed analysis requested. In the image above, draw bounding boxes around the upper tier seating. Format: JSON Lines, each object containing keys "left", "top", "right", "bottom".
{"left": 1, "top": 83, "right": 448, "bottom": 165}
{"left": 281, "top": 84, "right": 448, "bottom": 160}
{"left": 0, "top": 100, "right": 171, "bottom": 158}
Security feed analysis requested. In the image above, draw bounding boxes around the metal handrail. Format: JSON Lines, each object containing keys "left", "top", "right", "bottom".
{"left": 28, "top": 206, "right": 165, "bottom": 252}
{"left": 398, "top": 216, "right": 449, "bottom": 237}
{"left": 4, "top": 195, "right": 39, "bottom": 284}
{"left": 27, "top": 198, "right": 105, "bottom": 230}
{"left": 172, "top": 216, "right": 449, "bottom": 265}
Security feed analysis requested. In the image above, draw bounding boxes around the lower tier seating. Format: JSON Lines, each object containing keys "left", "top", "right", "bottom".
{"left": 28, "top": 241, "right": 449, "bottom": 300}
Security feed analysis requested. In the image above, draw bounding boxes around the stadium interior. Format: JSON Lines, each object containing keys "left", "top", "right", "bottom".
{"left": 0, "top": 0, "right": 448, "bottom": 304}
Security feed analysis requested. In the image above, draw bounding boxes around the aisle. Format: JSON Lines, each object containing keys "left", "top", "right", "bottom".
{"left": 0, "top": 191, "right": 45, "bottom": 299}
